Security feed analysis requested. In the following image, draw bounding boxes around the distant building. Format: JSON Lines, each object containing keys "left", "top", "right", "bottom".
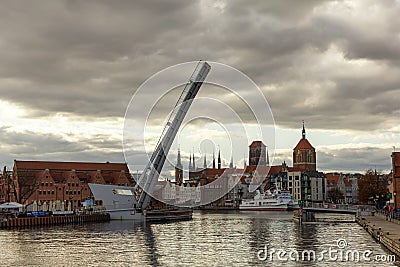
{"left": 175, "top": 149, "right": 183, "bottom": 185}
{"left": 9, "top": 160, "right": 134, "bottom": 208}
{"left": 249, "top": 141, "right": 268, "bottom": 166}
{"left": 392, "top": 152, "right": 400, "bottom": 210}
{"left": 292, "top": 122, "right": 316, "bottom": 172}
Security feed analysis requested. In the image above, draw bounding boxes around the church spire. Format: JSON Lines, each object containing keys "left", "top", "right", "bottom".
{"left": 176, "top": 148, "right": 182, "bottom": 169}
{"left": 212, "top": 151, "right": 216, "bottom": 169}
{"left": 302, "top": 120, "right": 306, "bottom": 140}
{"left": 229, "top": 155, "right": 233, "bottom": 169}
{"left": 203, "top": 154, "right": 207, "bottom": 169}
{"left": 189, "top": 153, "right": 192, "bottom": 171}
{"left": 192, "top": 152, "right": 196, "bottom": 170}
{"left": 218, "top": 148, "right": 221, "bottom": 169}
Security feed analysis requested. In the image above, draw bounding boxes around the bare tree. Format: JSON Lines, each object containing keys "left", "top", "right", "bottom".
{"left": 327, "top": 187, "right": 344, "bottom": 203}
{"left": 358, "top": 169, "right": 387, "bottom": 205}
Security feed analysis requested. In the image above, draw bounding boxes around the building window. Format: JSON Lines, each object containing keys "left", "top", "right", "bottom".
{"left": 68, "top": 182, "right": 70, "bottom": 187}
{"left": 46, "top": 182, "right": 48, "bottom": 187}
{"left": 52, "top": 190, "right": 55, "bottom": 195}
{"left": 73, "top": 190, "right": 76, "bottom": 195}
{"left": 78, "top": 191, "right": 80, "bottom": 195}
{"left": 43, "top": 190, "right": 46, "bottom": 195}
{"left": 39, "top": 190, "right": 42, "bottom": 195}
{"left": 48, "top": 190, "right": 50, "bottom": 195}
{"left": 50, "top": 182, "right": 53, "bottom": 186}
{"left": 76, "top": 182, "right": 79, "bottom": 186}
{"left": 41, "top": 182, "right": 44, "bottom": 187}
{"left": 66, "top": 190, "right": 69, "bottom": 195}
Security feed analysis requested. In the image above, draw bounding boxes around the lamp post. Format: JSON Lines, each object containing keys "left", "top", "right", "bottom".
{"left": 394, "top": 191, "right": 397, "bottom": 211}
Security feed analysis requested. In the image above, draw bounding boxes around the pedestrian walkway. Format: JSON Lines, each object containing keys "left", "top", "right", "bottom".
{"left": 356, "top": 215, "right": 400, "bottom": 257}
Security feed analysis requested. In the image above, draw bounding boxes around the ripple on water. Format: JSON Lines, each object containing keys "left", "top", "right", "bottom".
{"left": 0, "top": 212, "right": 398, "bottom": 266}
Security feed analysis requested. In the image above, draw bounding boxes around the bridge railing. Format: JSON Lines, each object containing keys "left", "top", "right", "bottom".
{"left": 306, "top": 203, "right": 375, "bottom": 212}
{"left": 307, "top": 203, "right": 354, "bottom": 210}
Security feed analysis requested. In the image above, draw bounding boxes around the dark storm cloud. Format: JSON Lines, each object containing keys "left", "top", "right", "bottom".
{"left": 0, "top": 0, "right": 399, "bottom": 172}
{"left": 0, "top": 127, "right": 125, "bottom": 167}
{"left": 1, "top": 0, "right": 399, "bottom": 130}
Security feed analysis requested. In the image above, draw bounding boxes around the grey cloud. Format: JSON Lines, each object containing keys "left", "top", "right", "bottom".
{"left": 0, "top": 0, "right": 399, "bottom": 172}
{"left": 0, "top": 127, "right": 124, "bottom": 168}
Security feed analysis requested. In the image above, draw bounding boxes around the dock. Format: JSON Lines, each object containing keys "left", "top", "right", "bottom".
{"left": 356, "top": 215, "right": 400, "bottom": 257}
{"left": 0, "top": 213, "right": 110, "bottom": 229}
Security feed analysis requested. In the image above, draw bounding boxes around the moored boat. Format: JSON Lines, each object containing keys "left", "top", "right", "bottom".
{"left": 239, "top": 190, "right": 288, "bottom": 211}
{"left": 239, "top": 190, "right": 299, "bottom": 211}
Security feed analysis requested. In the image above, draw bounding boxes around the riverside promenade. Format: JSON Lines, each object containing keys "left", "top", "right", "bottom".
{"left": 356, "top": 214, "right": 400, "bottom": 257}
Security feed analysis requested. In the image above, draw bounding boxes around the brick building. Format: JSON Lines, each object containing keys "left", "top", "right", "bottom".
{"left": 292, "top": 122, "right": 316, "bottom": 172}
{"left": 392, "top": 152, "right": 400, "bottom": 210}
{"left": 9, "top": 160, "right": 134, "bottom": 209}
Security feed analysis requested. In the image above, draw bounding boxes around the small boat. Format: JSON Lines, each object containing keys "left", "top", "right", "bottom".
{"left": 239, "top": 190, "right": 289, "bottom": 211}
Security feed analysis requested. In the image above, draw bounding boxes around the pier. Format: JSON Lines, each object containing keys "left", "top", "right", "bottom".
{"left": 356, "top": 214, "right": 400, "bottom": 257}
{"left": 0, "top": 213, "right": 110, "bottom": 229}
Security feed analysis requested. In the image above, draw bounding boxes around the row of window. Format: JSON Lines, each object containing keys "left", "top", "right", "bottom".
{"left": 40, "top": 182, "right": 80, "bottom": 187}
{"left": 38, "top": 190, "right": 55, "bottom": 195}
{"left": 38, "top": 190, "right": 82, "bottom": 195}
{"left": 66, "top": 190, "right": 81, "bottom": 195}
{"left": 41, "top": 182, "right": 53, "bottom": 187}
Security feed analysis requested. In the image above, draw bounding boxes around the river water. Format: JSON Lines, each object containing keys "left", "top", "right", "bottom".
{"left": 0, "top": 211, "right": 398, "bottom": 266}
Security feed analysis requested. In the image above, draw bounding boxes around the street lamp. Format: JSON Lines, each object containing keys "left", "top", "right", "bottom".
{"left": 394, "top": 191, "right": 397, "bottom": 211}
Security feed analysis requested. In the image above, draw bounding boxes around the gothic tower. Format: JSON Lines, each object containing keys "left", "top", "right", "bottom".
{"left": 175, "top": 148, "right": 183, "bottom": 185}
{"left": 293, "top": 121, "right": 316, "bottom": 172}
{"left": 249, "top": 141, "right": 267, "bottom": 166}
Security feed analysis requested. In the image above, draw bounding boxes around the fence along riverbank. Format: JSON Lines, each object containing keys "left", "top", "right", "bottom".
{"left": 0, "top": 213, "right": 110, "bottom": 229}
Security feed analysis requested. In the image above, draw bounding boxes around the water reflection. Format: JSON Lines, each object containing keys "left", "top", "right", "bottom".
{"left": 0, "top": 211, "right": 398, "bottom": 266}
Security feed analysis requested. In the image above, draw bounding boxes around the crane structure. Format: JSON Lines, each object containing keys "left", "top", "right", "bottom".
{"left": 135, "top": 61, "right": 211, "bottom": 210}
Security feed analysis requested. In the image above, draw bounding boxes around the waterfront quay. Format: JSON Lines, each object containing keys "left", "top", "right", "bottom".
{"left": 0, "top": 213, "right": 110, "bottom": 229}
{"left": 356, "top": 213, "right": 400, "bottom": 257}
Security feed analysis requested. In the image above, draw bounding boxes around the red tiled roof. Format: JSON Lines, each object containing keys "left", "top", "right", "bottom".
{"left": 268, "top": 165, "right": 282, "bottom": 175}
{"left": 14, "top": 160, "right": 129, "bottom": 172}
{"left": 293, "top": 139, "right": 315, "bottom": 150}
{"left": 249, "top": 141, "right": 266, "bottom": 147}
{"left": 326, "top": 173, "right": 340, "bottom": 187}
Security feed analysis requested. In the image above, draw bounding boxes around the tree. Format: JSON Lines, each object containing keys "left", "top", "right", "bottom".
{"left": 327, "top": 187, "right": 344, "bottom": 203}
{"left": 358, "top": 169, "right": 387, "bottom": 206}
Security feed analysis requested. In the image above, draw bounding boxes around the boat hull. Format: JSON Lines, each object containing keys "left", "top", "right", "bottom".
{"left": 239, "top": 204, "right": 288, "bottom": 211}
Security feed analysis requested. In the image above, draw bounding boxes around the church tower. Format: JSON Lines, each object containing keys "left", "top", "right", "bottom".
{"left": 293, "top": 121, "right": 316, "bottom": 172}
{"left": 175, "top": 148, "right": 183, "bottom": 185}
{"left": 249, "top": 141, "right": 267, "bottom": 166}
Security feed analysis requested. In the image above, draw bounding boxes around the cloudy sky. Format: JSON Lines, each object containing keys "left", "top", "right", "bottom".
{"left": 0, "top": 0, "right": 399, "bottom": 175}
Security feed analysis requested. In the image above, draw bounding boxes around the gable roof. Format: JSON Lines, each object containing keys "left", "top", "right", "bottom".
{"left": 249, "top": 141, "right": 266, "bottom": 147}
{"left": 14, "top": 160, "right": 129, "bottom": 172}
{"left": 293, "top": 138, "right": 315, "bottom": 150}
